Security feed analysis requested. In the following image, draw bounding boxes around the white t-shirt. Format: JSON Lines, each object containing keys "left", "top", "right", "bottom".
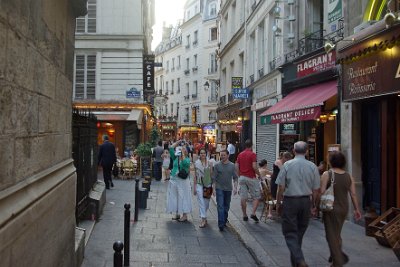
{"left": 227, "top": 143, "right": 235, "bottom": 155}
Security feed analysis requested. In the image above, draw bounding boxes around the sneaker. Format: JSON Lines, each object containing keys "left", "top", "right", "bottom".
{"left": 250, "top": 214, "right": 259, "bottom": 223}
{"left": 219, "top": 226, "right": 224, "bottom": 231}
{"left": 243, "top": 216, "right": 249, "bottom": 221}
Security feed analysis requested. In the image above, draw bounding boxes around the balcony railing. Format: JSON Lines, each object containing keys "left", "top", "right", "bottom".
{"left": 184, "top": 95, "right": 190, "bottom": 100}
{"left": 192, "top": 93, "right": 198, "bottom": 99}
{"left": 249, "top": 74, "right": 255, "bottom": 84}
{"left": 184, "top": 69, "right": 190, "bottom": 75}
{"left": 183, "top": 118, "right": 189, "bottom": 123}
{"left": 192, "top": 66, "right": 198, "bottom": 72}
{"left": 258, "top": 68, "right": 264, "bottom": 78}
{"left": 193, "top": 40, "right": 198, "bottom": 46}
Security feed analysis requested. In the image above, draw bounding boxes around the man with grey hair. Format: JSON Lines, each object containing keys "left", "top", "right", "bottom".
{"left": 275, "top": 141, "right": 320, "bottom": 267}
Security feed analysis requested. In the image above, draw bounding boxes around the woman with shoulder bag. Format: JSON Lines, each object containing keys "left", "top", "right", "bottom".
{"left": 193, "top": 148, "right": 213, "bottom": 228}
{"left": 166, "top": 140, "right": 192, "bottom": 222}
{"left": 320, "top": 151, "right": 362, "bottom": 267}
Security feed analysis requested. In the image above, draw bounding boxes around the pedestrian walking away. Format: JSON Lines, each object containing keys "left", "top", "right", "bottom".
{"left": 98, "top": 135, "right": 117, "bottom": 189}
{"left": 275, "top": 141, "right": 320, "bottom": 267}
{"left": 166, "top": 139, "right": 192, "bottom": 222}
{"left": 319, "top": 151, "right": 362, "bottom": 267}
{"left": 152, "top": 140, "right": 164, "bottom": 181}
{"left": 227, "top": 140, "right": 236, "bottom": 162}
{"left": 235, "top": 139, "right": 261, "bottom": 223}
{"left": 193, "top": 148, "right": 213, "bottom": 228}
{"left": 212, "top": 150, "right": 238, "bottom": 231}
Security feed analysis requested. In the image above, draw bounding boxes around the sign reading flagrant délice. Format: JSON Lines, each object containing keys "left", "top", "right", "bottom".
{"left": 269, "top": 106, "right": 321, "bottom": 124}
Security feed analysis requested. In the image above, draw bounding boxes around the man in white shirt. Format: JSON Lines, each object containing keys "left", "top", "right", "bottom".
{"left": 227, "top": 140, "right": 236, "bottom": 163}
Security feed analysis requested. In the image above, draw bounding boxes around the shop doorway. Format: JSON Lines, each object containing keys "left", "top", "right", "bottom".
{"left": 361, "top": 101, "right": 381, "bottom": 213}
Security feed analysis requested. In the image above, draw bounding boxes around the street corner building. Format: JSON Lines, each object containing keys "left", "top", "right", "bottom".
{"left": 0, "top": 1, "right": 87, "bottom": 266}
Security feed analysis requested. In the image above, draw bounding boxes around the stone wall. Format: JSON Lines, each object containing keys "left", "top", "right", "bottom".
{"left": 0, "top": 0, "right": 83, "bottom": 266}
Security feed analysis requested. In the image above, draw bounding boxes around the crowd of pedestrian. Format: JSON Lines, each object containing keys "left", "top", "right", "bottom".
{"left": 98, "top": 135, "right": 362, "bottom": 267}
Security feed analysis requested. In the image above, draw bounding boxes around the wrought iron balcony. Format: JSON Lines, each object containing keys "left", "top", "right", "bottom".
{"left": 258, "top": 68, "right": 264, "bottom": 78}
{"left": 184, "top": 69, "right": 190, "bottom": 75}
{"left": 249, "top": 74, "right": 255, "bottom": 84}
{"left": 192, "top": 93, "right": 198, "bottom": 99}
{"left": 184, "top": 95, "right": 190, "bottom": 100}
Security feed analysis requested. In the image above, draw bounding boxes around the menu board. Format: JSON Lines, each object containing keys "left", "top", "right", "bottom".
{"left": 307, "top": 136, "right": 316, "bottom": 164}
{"left": 140, "top": 157, "right": 152, "bottom": 177}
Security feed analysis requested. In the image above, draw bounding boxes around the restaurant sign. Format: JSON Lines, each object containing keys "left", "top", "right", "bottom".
{"left": 269, "top": 106, "right": 321, "bottom": 124}
{"left": 297, "top": 51, "right": 336, "bottom": 78}
{"left": 143, "top": 55, "right": 155, "bottom": 95}
{"left": 342, "top": 47, "right": 400, "bottom": 101}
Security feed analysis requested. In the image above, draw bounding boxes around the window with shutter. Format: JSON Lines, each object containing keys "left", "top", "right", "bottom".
{"left": 75, "top": 0, "right": 96, "bottom": 33}
{"left": 74, "top": 54, "right": 96, "bottom": 99}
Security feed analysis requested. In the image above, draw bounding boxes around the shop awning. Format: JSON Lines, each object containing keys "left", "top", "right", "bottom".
{"left": 260, "top": 80, "right": 337, "bottom": 124}
{"left": 95, "top": 114, "right": 129, "bottom": 121}
{"left": 127, "top": 109, "right": 143, "bottom": 129}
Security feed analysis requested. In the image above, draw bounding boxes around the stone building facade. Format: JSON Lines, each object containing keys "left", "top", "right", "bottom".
{"left": 0, "top": 0, "right": 86, "bottom": 266}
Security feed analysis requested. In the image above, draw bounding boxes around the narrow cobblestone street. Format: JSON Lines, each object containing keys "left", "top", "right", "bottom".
{"left": 81, "top": 174, "right": 399, "bottom": 267}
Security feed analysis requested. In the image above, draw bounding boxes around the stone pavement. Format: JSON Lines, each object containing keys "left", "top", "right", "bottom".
{"left": 81, "top": 177, "right": 257, "bottom": 267}
{"left": 81, "top": 174, "right": 399, "bottom": 267}
{"left": 226, "top": 193, "right": 400, "bottom": 267}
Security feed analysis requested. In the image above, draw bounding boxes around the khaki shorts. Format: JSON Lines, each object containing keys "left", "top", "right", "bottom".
{"left": 239, "top": 176, "right": 261, "bottom": 199}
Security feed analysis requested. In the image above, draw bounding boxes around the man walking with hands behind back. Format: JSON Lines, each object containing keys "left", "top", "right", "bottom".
{"left": 98, "top": 135, "right": 117, "bottom": 189}
{"left": 275, "top": 141, "right": 320, "bottom": 267}
{"left": 235, "top": 139, "right": 261, "bottom": 222}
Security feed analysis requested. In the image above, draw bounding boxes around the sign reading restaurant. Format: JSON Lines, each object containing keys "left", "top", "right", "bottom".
{"left": 269, "top": 106, "right": 321, "bottom": 124}
{"left": 297, "top": 51, "right": 336, "bottom": 78}
{"left": 342, "top": 49, "right": 400, "bottom": 101}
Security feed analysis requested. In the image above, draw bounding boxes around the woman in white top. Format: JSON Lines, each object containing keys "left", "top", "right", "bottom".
{"left": 193, "top": 148, "right": 213, "bottom": 228}
{"left": 161, "top": 149, "right": 171, "bottom": 181}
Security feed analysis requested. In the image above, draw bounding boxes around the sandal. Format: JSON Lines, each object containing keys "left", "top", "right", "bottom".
{"left": 199, "top": 219, "right": 207, "bottom": 228}
{"left": 172, "top": 215, "right": 180, "bottom": 220}
{"left": 178, "top": 217, "right": 188, "bottom": 222}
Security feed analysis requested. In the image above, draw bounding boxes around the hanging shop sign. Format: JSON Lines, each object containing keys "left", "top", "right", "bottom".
{"left": 269, "top": 106, "right": 321, "bottom": 124}
{"left": 143, "top": 55, "right": 155, "bottom": 99}
{"left": 233, "top": 88, "right": 249, "bottom": 99}
{"left": 203, "top": 125, "right": 215, "bottom": 131}
{"left": 180, "top": 126, "right": 198, "bottom": 132}
{"left": 296, "top": 51, "right": 336, "bottom": 78}
{"left": 342, "top": 47, "right": 400, "bottom": 101}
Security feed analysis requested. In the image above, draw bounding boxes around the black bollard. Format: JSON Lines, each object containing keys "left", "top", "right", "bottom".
{"left": 113, "top": 241, "right": 124, "bottom": 267}
{"left": 134, "top": 178, "right": 139, "bottom": 222}
{"left": 124, "top": 204, "right": 130, "bottom": 266}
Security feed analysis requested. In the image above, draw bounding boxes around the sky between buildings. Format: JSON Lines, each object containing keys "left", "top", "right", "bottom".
{"left": 152, "top": 0, "right": 186, "bottom": 51}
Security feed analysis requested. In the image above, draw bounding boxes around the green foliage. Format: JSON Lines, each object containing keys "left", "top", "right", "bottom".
{"left": 136, "top": 142, "right": 152, "bottom": 157}
{"left": 149, "top": 126, "right": 160, "bottom": 147}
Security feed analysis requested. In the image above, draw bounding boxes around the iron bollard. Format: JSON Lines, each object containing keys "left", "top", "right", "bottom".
{"left": 124, "top": 204, "right": 130, "bottom": 266}
{"left": 134, "top": 178, "right": 139, "bottom": 222}
{"left": 113, "top": 241, "right": 124, "bottom": 267}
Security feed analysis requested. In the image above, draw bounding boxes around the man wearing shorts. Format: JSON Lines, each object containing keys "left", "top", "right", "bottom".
{"left": 235, "top": 139, "right": 261, "bottom": 222}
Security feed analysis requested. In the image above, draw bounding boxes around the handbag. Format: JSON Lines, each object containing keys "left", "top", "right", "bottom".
{"left": 177, "top": 159, "right": 189, "bottom": 179}
{"left": 201, "top": 176, "right": 213, "bottom": 199}
{"left": 320, "top": 170, "right": 335, "bottom": 212}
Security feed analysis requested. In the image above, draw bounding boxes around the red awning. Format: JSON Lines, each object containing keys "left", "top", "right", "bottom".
{"left": 260, "top": 80, "right": 337, "bottom": 124}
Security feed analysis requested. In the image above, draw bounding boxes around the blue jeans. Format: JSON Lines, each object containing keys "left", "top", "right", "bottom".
{"left": 216, "top": 189, "right": 232, "bottom": 228}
